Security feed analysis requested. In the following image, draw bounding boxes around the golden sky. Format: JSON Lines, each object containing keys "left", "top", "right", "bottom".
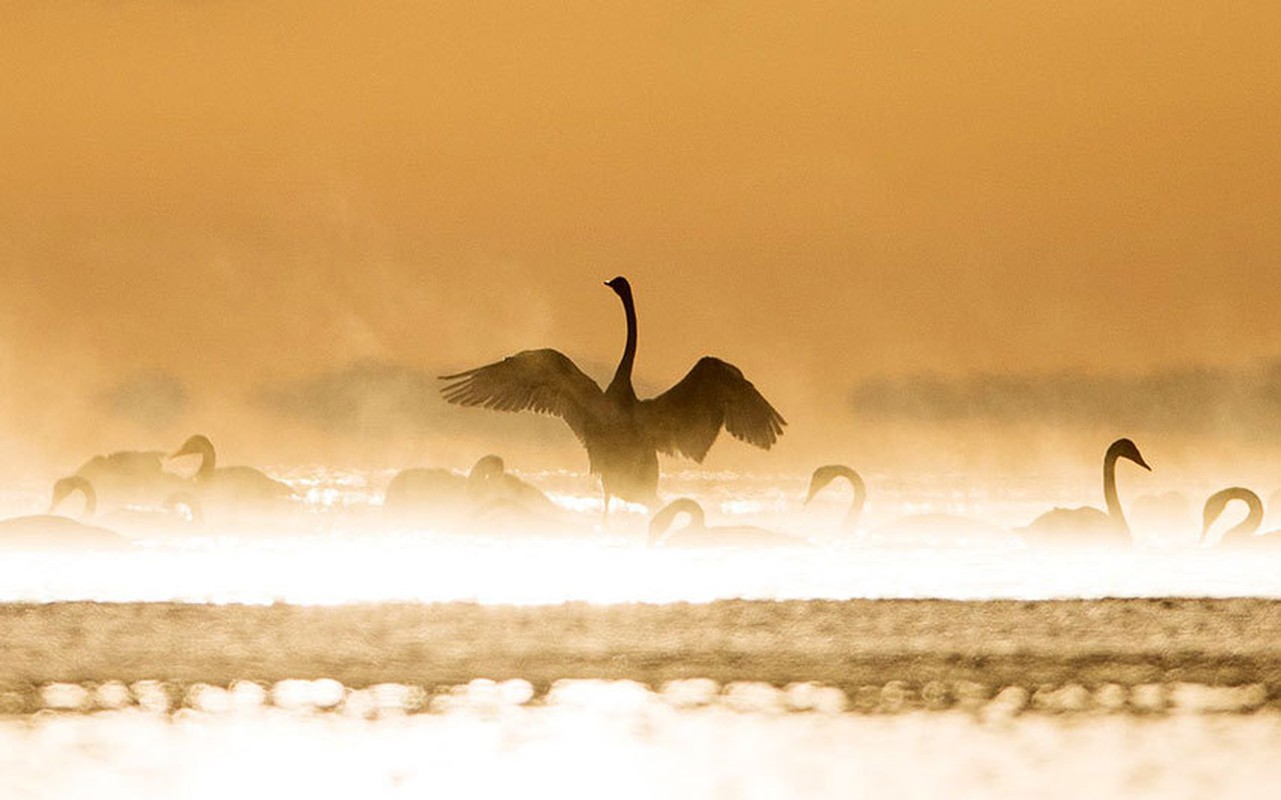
{"left": 2, "top": 2, "right": 1280, "bottom": 471}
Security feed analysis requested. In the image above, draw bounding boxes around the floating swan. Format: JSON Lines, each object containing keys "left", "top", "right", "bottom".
{"left": 441, "top": 276, "right": 785, "bottom": 510}
{"left": 383, "top": 454, "right": 504, "bottom": 523}
{"left": 0, "top": 479, "right": 132, "bottom": 551}
{"left": 168, "top": 435, "right": 296, "bottom": 510}
{"left": 1019, "top": 438, "right": 1150, "bottom": 547}
{"left": 51, "top": 475, "right": 201, "bottom": 537}
{"left": 1201, "top": 487, "right": 1281, "bottom": 548}
{"left": 73, "top": 448, "right": 189, "bottom": 508}
{"left": 648, "top": 498, "right": 810, "bottom": 549}
{"left": 805, "top": 464, "right": 1008, "bottom": 544}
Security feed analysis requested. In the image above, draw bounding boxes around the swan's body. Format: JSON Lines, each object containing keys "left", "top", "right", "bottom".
{"left": 0, "top": 478, "right": 132, "bottom": 551}
{"left": 51, "top": 475, "right": 201, "bottom": 537}
{"left": 169, "top": 435, "right": 296, "bottom": 510}
{"left": 441, "top": 277, "right": 785, "bottom": 509}
{"left": 1019, "top": 438, "right": 1151, "bottom": 547}
{"left": 73, "top": 449, "right": 188, "bottom": 508}
{"left": 648, "top": 498, "right": 809, "bottom": 549}
{"left": 384, "top": 455, "right": 550, "bottom": 523}
{"left": 1202, "top": 487, "right": 1281, "bottom": 549}
{"left": 805, "top": 464, "right": 1008, "bottom": 544}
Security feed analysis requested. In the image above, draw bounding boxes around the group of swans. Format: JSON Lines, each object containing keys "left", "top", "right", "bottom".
{"left": 0, "top": 434, "right": 295, "bottom": 550}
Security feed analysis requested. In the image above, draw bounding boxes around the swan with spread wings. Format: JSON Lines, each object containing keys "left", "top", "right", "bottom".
{"left": 440, "top": 277, "right": 785, "bottom": 511}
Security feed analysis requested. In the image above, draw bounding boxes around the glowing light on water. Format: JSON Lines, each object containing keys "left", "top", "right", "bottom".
{"left": 2, "top": 467, "right": 1280, "bottom": 604}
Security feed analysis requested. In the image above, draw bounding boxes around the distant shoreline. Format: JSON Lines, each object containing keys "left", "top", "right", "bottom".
{"left": 2, "top": 599, "right": 1279, "bottom": 707}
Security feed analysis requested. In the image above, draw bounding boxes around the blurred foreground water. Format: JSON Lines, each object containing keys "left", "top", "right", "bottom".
{"left": 5, "top": 678, "right": 1281, "bottom": 800}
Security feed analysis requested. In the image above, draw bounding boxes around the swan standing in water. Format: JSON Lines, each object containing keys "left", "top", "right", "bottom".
{"left": 648, "top": 498, "right": 810, "bottom": 549}
{"left": 0, "top": 479, "right": 132, "bottom": 551}
{"left": 804, "top": 464, "right": 1009, "bottom": 544}
{"left": 1019, "top": 437, "right": 1151, "bottom": 547}
{"left": 1201, "top": 487, "right": 1281, "bottom": 548}
{"left": 168, "top": 435, "right": 297, "bottom": 512}
{"left": 440, "top": 277, "right": 785, "bottom": 512}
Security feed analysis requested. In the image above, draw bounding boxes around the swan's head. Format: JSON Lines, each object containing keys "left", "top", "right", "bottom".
{"left": 50, "top": 475, "right": 95, "bottom": 516}
{"left": 604, "top": 276, "right": 632, "bottom": 298}
{"left": 1108, "top": 438, "right": 1151, "bottom": 471}
{"left": 170, "top": 434, "right": 213, "bottom": 460}
{"left": 469, "top": 454, "right": 506, "bottom": 481}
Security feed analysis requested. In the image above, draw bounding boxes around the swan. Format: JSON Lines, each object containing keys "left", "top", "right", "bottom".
{"left": 1201, "top": 487, "right": 1281, "bottom": 548}
{"left": 0, "top": 479, "right": 132, "bottom": 551}
{"left": 804, "top": 464, "right": 1008, "bottom": 544}
{"left": 73, "top": 448, "right": 189, "bottom": 507}
{"left": 648, "top": 498, "right": 810, "bottom": 549}
{"left": 440, "top": 277, "right": 786, "bottom": 511}
{"left": 384, "top": 455, "right": 519, "bottom": 521}
{"left": 50, "top": 475, "right": 202, "bottom": 537}
{"left": 168, "top": 435, "right": 297, "bottom": 509}
{"left": 1019, "top": 437, "right": 1150, "bottom": 547}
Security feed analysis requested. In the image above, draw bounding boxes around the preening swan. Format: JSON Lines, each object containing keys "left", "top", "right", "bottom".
{"left": 0, "top": 478, "right": 132, "bottom": 551}
{"left": 805, "top": 464, "right": 1008, "bottom": 543}
{"left": 440, "top": 277, "right": 786, "bottom": 510}
{"left": 1201, "top": 487, "right": 1281, "bottom": 548}
{"left": 73, "top": 448, "right": 189, "bottom": 508}
{"left": 648, "top": 498, "right": 809, "bottom": 549}
{"left": 168, "top": 435, "right": 296, "bottom": 509}
{"left": 1020, "top": 438, "right": 1150, "bottom": 547}
{"left": 383, "top": 454, "right": 555, "bottom": 523}
{"left": 51, "top": 475, "right": 202, "bottom": 536}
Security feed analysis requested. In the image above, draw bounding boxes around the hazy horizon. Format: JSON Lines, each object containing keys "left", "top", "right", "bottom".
{"left": 3, "top": 2, "right": 1280, "bottom": 487}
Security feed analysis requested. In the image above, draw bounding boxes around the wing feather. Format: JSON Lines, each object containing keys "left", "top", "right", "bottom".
{"left": 639, "top": 356, "right": 786, "bottom": 462}
{"left": 440, "top": 349, "right": 605, "bottom": 442}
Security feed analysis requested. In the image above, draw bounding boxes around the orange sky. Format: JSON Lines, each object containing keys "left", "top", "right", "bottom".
{"left": 2, "top": 2, "right": 1280, "bottom": 473}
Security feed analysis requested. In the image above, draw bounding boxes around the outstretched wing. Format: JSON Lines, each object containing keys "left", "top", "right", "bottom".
{"left": 639, "top": 356, "right": 786, "bottom": 462}
{"left": 439, "top": 349, "right": 605, "bottom": 442}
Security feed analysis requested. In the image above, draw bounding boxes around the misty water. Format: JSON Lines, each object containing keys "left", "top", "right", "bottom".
{"left": 0, "top": 466, "right": 1279, "bottom": 603}
{"left": 5, "top": 465, "right": 1281, "bottom": 799}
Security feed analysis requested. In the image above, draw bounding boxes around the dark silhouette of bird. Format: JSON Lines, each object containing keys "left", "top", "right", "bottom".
{"left": 0, "top": 478, "right": 132, "bottom": 552}
{"left": 648, "top": 498, "right": 809, "bottom": 549}
{"left": 440, "top": 277, "right": 785, "bottom": 510}
{"left": 168, "top": 434, "right": 297, "bottom": 510}
{"left": 1201, "top": 487, "right": 1281, "bottom": 549}
{"left": 384, "top": 454, "right": 557, "bottom": 523}
{"left": 72, "top": 448, "right": 189, "bottom": 508}
{"left": 1019, "top": 438, "right": 1150, "bottom": 547}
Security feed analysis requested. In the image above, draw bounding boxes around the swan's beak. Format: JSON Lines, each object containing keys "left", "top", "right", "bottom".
{"left": 1135, "top": 454, "right": 1152, "bottom": 471}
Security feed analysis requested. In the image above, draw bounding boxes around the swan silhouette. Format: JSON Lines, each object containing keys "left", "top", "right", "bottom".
{"left": 0, "top": 479, "right": 132, "bottom": 551}
{"left": 1020, "top": 438, "right": 1150, "bottom": 546}
{"left": 1201, "top": 487, "right": 1281, "bottom": 548}
{"left": 440, "top": 277, "right": 785, "bottom": 510}
{"left": 50, "top": 475, "right": 202, "bottom": 536}
{"left": 648, "top": 498, "right": 809, "bottom": 549}
{"left": 805, "top": 464, "right": 1008, "bottom": 543}
{"left": 73, "top": 448, "right": 189, "bottom": 507}
{"left": 384, "top": 454, "right": 554, "bottom": 522}
{"left": 168, "top": 435, "right": 296, "bottom": 508}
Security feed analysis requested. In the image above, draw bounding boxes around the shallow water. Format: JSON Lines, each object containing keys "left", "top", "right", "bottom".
{"left": 5, "top": 679, "right": 1281, "bottom": 800}
{"left": 2, "top": 467, "right": 1280, "bottom": 603}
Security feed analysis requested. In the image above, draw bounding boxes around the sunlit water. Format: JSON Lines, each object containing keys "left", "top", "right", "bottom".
{"left": 2, "top": 467, "right": 1280, "bottom": 603}
{"left": 5, "top": 679, "right": 1281, "bottom": 799}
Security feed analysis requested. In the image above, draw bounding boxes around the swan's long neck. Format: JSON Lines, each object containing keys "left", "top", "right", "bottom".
{"left": 1207, "top": 488, "right": 1264, "bottom": 545}
{"left": 807, "top": 465, "right": 867, "bottom": 530}
{"left": 606, "top": 284, "right": 638, "bottom": 401}
{"left": 195, "top": 439, "right": 216, "bottom": 479}
{"left": 648, "top": 498, "right": 704, "bottom": 546}
{"left": 1102, "top": 447, "right": 1127, "bottom": 532}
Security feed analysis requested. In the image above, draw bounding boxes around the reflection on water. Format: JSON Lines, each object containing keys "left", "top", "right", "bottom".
{"left": 4, "top": 679, "right": 1281, "bottom": 799}
{"left": 1, "top": 467, "right": 1281, "bottom": 603}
